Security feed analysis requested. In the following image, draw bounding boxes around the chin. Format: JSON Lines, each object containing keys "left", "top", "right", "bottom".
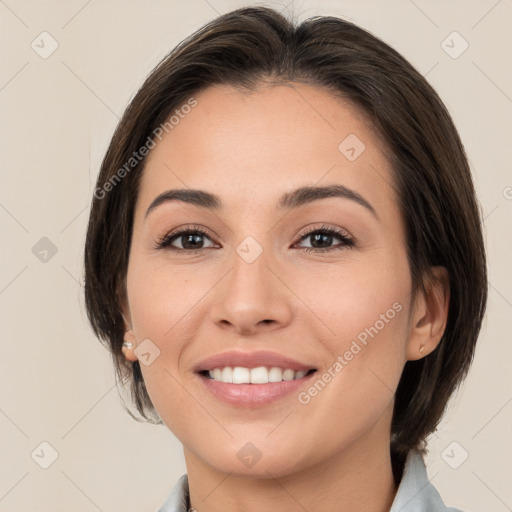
{"left": 190, "top": 436, "right": 315, "bottom": 479}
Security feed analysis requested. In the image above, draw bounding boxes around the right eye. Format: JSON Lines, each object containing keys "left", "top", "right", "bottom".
{"left": 154, "top": 226, "right": 217, "bottom": 254}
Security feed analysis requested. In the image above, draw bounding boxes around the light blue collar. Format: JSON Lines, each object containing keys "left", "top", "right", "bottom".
{"left": 157, "top": 449, "right": 463, "bottom": 512}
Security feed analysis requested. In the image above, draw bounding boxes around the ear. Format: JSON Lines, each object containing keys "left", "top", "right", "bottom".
{"left": 406, "top": 266, "right": 450, "bottom": 361}
{"left": 118, "top": 283, "right": 138, "bottom": 363}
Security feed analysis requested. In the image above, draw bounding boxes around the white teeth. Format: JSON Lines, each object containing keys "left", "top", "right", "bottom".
{"left": 282, "top": 369, "right": 295, "bottom": 381}
{"left": 221, "top": 367, "right": 233, "bottom": 383}
{"left": 250, "top": 366, "right": 268, "bottom": 384}
{"left": 233, "top": 367, "right": 251, "bottom": 384}
{"left": 205, "top": 366, "right": 311, "bottom": 384}
{"left": 268, "top": 367, "right": 283, "bottom": 382}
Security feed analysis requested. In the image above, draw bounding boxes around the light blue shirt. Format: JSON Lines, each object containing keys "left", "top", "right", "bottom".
{"left": 157, "top": 449, "right": 463, "bottom": 511}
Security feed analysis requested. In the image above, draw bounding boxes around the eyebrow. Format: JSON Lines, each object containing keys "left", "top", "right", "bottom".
{"left": 144, "top": 184, "right": 378, "bottom": 219}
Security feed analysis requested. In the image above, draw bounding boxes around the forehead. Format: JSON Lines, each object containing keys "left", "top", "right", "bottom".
{"left": 137, "top": 82, "right": 396, "bottom": 216}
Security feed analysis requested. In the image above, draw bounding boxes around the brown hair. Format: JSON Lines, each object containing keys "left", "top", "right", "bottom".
{"left": 83, "top": 6, "right": 487, "bottom": 481}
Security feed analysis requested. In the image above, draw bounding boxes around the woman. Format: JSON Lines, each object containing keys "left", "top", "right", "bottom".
{"left": 84, "top": 6, "right": 487, "bottom": 512}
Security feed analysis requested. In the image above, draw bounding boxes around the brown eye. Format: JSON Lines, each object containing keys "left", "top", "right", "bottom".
{"left": 295, "top": 225, "right": 354, "bottom": 253}
{"left": 155, "top": 226, "right": 217, "bottom": 253}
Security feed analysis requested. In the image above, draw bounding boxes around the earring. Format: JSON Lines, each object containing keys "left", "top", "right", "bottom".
{"left": 122, "top": 341, "right": 133, "bottom": 349}
{"left": 419, "top": 344, "right": 425, "bottom": 355}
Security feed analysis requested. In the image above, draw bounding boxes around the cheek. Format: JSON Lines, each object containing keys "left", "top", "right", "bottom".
{"left": 294, "top": 256, "right": 411, "bottom": 406}
{"left": 295, "top": 254, "right": 410, "bottom": 347}
{"left": 126, "top": 254, "right": 209, "bottom": 339}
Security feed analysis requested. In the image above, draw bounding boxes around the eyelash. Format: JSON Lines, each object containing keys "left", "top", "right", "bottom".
{"left": 154, "top": 224, "right": 355, "bottom": 254}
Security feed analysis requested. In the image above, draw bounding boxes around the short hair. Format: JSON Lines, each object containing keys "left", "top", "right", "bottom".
{"left": 83, "top": 6, "right": 487, "bottom": 480}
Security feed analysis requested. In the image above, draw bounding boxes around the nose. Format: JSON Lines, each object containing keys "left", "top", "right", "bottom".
{"left": 208, "top": 244, "right": 293, "bottom": 336}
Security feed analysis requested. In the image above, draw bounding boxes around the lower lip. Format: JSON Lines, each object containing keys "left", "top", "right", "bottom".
{"left": 197, "top": 371, "right": 317, "bottom": 408}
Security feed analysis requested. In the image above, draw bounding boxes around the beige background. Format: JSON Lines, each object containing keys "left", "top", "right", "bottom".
{"left": 1, "top": 0, "right": 511, "bottom": 511}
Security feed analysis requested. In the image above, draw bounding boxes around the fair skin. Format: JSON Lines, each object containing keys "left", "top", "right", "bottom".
{"left": 120, "top": 82, "right": 449, "bottom": 512}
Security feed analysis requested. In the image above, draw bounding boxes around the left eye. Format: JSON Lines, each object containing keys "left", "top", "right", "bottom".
{"left": 294, "top": 227, "right": 354, "bottom": 252}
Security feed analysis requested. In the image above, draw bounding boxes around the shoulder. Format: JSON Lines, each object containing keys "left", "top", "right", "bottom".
{"left": 390, "top": 450, "right": 468, "bottom": 512}
{"left": 156, "top": 474, "right": 189, "bottom": 512}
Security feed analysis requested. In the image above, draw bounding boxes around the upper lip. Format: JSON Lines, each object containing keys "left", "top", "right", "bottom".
{"left": 194, "top": 350, "right": 317, "bottom": 373}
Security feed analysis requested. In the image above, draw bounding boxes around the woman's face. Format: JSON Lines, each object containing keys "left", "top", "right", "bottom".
{"left": 122, "top": 82, "right": 417, "bottom": 477}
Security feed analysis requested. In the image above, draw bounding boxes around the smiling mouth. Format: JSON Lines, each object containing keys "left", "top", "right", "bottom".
{"left": 199, "top": 367, "right": 317, "bottom": 384}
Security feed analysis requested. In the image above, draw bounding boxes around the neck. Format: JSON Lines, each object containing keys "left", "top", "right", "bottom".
{"left": 184, "top": 424, "right": 398, "bottom": 512}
